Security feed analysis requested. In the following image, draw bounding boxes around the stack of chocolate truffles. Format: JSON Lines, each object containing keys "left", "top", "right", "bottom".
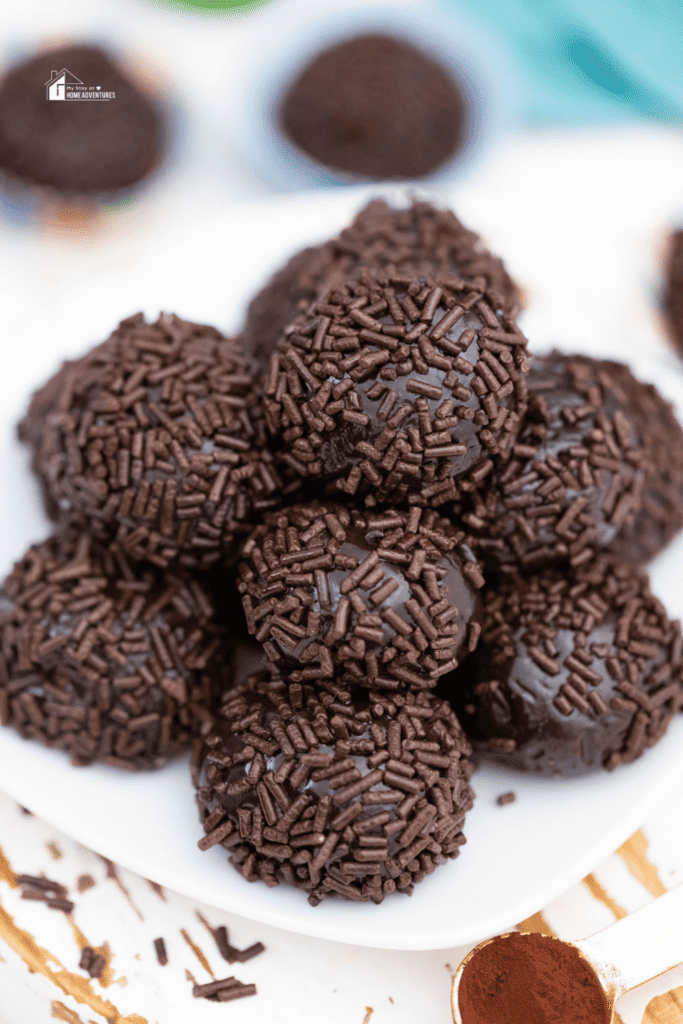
{"left": 4, "top": 199, "right": 683, "bottom": 908}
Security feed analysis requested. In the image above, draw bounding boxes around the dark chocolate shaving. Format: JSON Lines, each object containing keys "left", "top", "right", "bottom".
{"left": 16, "top": 874, "right": 74, "bottom": 913}
{"left": 192, "top": 976, "right": 257, "bottom": 1002}
{"left": 0, "top": 530, "right": 225, "bottom": 768}
{"left": 277, "top": 34, "right": 467, "bottom": 181}
{"left": 0, "top": 44, "right": 164, "bottom": 193}
{"left": 238, "top": 502, "right": 482, "bottom": 691}
{"left": 79, "top": 946, "right": 107, "bottom": 979}
{"left": 264, "top": 272, "right": 528, "bottom": 504}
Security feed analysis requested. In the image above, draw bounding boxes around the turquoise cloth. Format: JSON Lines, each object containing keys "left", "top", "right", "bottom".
{"left": 451, "top": 0, "right": 683, "bottom": 125}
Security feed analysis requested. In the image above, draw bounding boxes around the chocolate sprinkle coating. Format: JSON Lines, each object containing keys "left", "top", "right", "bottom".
{"left": 244, "top": 199, "right": 521, "bottom": 360}
{"left": 605, "top": 361, "right": 683, "bottom": 564}
{"left": 0, "top": 44, "right": 164, "bottom": 193}
{"left": 19, "top": 313, "right": 283, "bottom": 570}
{"left": 445, "top": 556, "right": 683, "bottom": 776}
{"left": 463, "top": 353, "right": 645, "bottom": 573}
{"left": 237, "top": 502, "right": 483, "bottom": 692}
{"left": 196, "top": 675, "right": 473, "bottom": 904}
{"left": 264, "top": 272, "right": 528, "bottom": 505}
{"left": 277, "top": 34, "right": 467, "bottom": 181}
{"left": 0, "top": 531, "right": 225, "bottom": 769}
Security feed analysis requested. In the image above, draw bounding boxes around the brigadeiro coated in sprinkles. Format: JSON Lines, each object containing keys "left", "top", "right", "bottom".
{"left": 237, "top": 502, "right": 483, "bottom": 693}
{"left": 244, "top": 199, "right": 522, "bottom": 361}
{"left": 462, "top": 352, "right": 646, "bottom": 573}
{"left": 604, "top": 360, "right": 683, "bottom": 565}
{"left": 444, "top": 555, "right": 683, "bottom": 777}
{"left": 263, "top": 271, "right": 528, "bottom": 506}
{"left": 19, "top": 313, "right": 285, "bottom": 570}
{"left": 0, "top": 44, "right": 165, "bottom": 194}
{"left": 0, "top": 531, "right": 225, "bottom": 769}
{"left": 195, "top": 674, "right": 474, "bottom": 904}
{"left": 277, "top": 34, "right": 467, "bottom": 181}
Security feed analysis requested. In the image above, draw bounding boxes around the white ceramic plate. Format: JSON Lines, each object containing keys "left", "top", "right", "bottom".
{"left": 3, "top": 138, "right": 683, "bottom": 950}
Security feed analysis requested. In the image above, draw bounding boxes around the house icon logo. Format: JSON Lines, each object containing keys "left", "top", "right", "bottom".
{"left": 45, "top": 68, "right": 83, "bottom": 101}
{"left": 43, "top": 68, "right": 115, "bottom": 101}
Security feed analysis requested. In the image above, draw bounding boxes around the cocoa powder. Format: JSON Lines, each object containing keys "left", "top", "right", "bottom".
{"left": 458, "top": 932, "right": 610, "bottom": 1024}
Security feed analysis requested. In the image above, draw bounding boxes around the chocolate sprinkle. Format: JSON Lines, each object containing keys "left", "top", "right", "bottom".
{"left": 17, "top": 874, "right": 74, "bottom": 913}
{"left": 0, "top": 530, "right": 225, "bottom": 768}
{"left": 605, "top": 360, "right": 683, "bottom": 564}
{"left": 264, "top": 271, "right": 528, "bottom": 504}
{"left": 462, "top": 353, "right": 646, "bottom": 573}
{"left": 244, "top": 199, "right": 521, "bottom": 360}
{"left": 277, "top": 34, "right": 467, "bottom": 181}
{"left": 445, "top": 555, "right": 683, "bottom": 776}
{"left": 196, "top": 673, "right": 473, "bottom": 904}
{"left": 19, "top": 313, "right": 284, "bottom": 570}
{"left": 496, "top": 791, "right": 516, "bottom": 806}
{"left": 192, "top": 976, "right": 257, "bottom": 1002}
{"left": 238, "top": 501, "right": 482, "bottom": 691}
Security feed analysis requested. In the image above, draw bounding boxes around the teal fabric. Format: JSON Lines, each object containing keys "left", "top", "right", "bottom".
{"left": 450, "top": 0, "right": 683, "bottom": 126}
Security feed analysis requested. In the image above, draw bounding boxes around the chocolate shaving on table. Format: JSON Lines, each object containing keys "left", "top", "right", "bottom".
{"left": 17, "top": 874, "right": 74, "bottom": 913}
{"left": 196, "top": 675, "right": 473, "bottom": 904}
{"left": 445, "top": 555, "right": 683, "bottom": 776}
{"left": 244, "top": 199, "right": 522, "bottom": 360}
{"left": 18, "top": 313, "right": 285, "bottom": 570}
{"left": 154, "top": 937, "right": 168, "bottom": 966}
{"left": 461, "top": 352, "right": 647, "bottom": 572}
{"left": 237, "top": 501, "right": 483, "bottom": 691}
{"left": 192, "top": 976, "right": 257, "bottom": 1002}
{"left": 263, "top": 271, "right": 528, "bottom": 505}
{"left": 0, "top": 530, "right": 225, "bottom": 768}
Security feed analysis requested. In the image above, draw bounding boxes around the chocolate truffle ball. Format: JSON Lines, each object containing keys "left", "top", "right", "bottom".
{"left": 0, "top": 531, "right": 225, "bottom": 769}
{"left": 445, "top": 557, "right": 683, "bottom": 776}
{"left": 463, "top": 353, "right": 646, "bottom": 573}
{"left": 605, "top": 361, "right": 683, "bottom": 564}
{"left": 238, "top": 502, "right": 483, "bottom": 693}
{"left": 0, "top": 44, "right": 164, "bottom": 193}
{"left": 244, "top": 199, "right": 521, "bottom": 360}
{"left": 263, "top": 272, "right": 528, "bottom": 505}
{"left": 664, "top": 229, "right": 683, "bottom": 358}
{"left": 19, "top": 313, "right": 284, "bottom": 570}
{"left": 277, "top": 34, "right": 467, "bottom": 181}
{"left": 195, "top": 675, "right": 474, "bottom": 904}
